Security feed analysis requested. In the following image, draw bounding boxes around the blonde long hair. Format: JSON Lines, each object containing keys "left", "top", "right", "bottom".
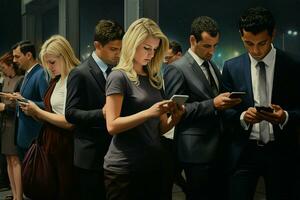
{"left": 40, "top": 35, "right": 80, "bottom": 80}
{"left": 114, "top": 18, "right": 168, "bottom": 89}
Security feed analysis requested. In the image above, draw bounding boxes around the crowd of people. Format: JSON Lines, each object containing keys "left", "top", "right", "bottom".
{"left": 0, "top": 6, "right": 299, "bottom": 200}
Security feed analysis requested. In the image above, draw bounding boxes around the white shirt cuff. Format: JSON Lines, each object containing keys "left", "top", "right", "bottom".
{"left": 279, "top": 111, "right": 289, "bottom": 130}
{"left": 240, "top": 111, "right": 250, "bottom": 130}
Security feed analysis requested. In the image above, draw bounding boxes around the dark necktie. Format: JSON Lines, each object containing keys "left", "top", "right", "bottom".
{"left": 106, "top": 67, "right": 112, "bottom": 77}
{"left": 202, "top": 61, "right": 218, "bottom": 96}
{"left": 257, "top": 61, "right": 270, "bottom": 143}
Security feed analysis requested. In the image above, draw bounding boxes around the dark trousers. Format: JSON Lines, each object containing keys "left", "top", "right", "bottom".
{"left": 182, "top": 161, "right": 227, "bottom": 200}
{"left": 160, "top": 137, "right": 187, "bottom": 199}
{"left": 104, "top": 169, "right": 163, "bottom": 200}
{"left": 75, "top": 166, "right": 106, "bottom": 200}
{"left": 229, "top": 141, "right": 291, "bottom": 200}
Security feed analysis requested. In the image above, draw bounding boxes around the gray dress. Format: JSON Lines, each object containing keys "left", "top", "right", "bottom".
{"left": 1, "top": 75, "right": 23, "bottom": 155}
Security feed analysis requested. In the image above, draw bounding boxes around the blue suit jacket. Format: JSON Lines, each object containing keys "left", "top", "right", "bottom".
{"left": 17, "top": 64, "right": 49, "bottom": 149}
{"left": 222, "top": 49, "right": 300, "bottom": 170}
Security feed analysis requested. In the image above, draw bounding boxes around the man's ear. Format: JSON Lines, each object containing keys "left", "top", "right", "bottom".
{"left": 190, "top": 35, "right": 196, "bottom": 46}
{"left": 25, "top": 52, "right": 33, "bottom": 59}
{"left": 94, "top": 41, "right": 103, "bottom": 50}
{"left": 239, "top": 29, "right": 244, "bottom": 39}
{"left": 94, "top": 41, "right": 99, "bottom": 49}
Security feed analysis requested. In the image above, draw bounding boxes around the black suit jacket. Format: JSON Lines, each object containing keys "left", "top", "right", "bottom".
{"left": 164, "top": 52, "right": 224, "bottom": 164}
{"left": 222, "top": 49, "right": 300, "bottom": 169}
{"left": 65, "top": 55, "right": 111, "bottom": 170}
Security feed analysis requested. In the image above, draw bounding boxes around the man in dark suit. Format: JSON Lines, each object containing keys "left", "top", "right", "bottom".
{"left": 65, "top": 19, "right": 124, "bottom": 200}
{"left": 163, "top": 16, "right": 240, "bottom": 200}
{"left": 222, "top": 7, "right": 300, "bottom": 200}
{"left": 12, "top": 41, "right": 49, "bottom": 159}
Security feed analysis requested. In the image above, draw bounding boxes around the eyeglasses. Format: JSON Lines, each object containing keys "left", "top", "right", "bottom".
{"left": 165, "top": 54, "right": 176, "bottom": 60}
{"left": 164, "top": 54, "right": 176, "bottom": 63}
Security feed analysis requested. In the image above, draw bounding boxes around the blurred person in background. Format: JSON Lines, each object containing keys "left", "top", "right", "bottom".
{"left": 0, "top": 51, "right": 24, "bottom": 200}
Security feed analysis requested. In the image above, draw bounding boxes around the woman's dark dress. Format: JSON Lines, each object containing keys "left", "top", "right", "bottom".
{"left": 41, "top": 77, "right": 74, "bottom": 200}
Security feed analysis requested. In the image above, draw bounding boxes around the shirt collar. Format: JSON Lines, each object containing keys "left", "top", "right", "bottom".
{"left": 249, "top": 44, "right": 276, "bottom": 68}
{"left": 26, "top": 63, "right": 38, "bottom": 74}
{"left": 92, "top": 51, "right": 109, "bottom": 74}
{"left": 188, "top": 48, "right": 206, "bottom": 66}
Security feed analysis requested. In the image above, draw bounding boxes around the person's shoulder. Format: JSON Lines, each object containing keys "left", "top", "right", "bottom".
{"left": 172, "top": 52, "right": 190, "bottom": 67}
{"left": 68, "top": 58, "right": 89, "bottom": 78}
{"left": 225, "top": 53, "right": 247, "bottom": 65}
{"left": 108, "top": 69, "right": 127, "bottom": 81}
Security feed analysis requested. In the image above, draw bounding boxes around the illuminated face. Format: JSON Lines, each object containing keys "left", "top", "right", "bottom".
{"left": 190, "top": 31, "right": 219, "bottom": 61}
{"left": 134, "top": 36, "right": 160, "bottom": 67}
{"left": 44, "top": 54, "right": 63, "bottom": 77}
{"left": 164, "top": 48, "right": 181, "bottom": 64}
{"left": 96, "top": 40, "right": 122, "bottom": 66}
{"left": 0, "top": 62, "right": 14, "bottom": 77}
{"left": 241, "top": 29, "right": 274, "bottom": 61}
{"left": 13, "top": 46, "right": 30, "bottom": 70}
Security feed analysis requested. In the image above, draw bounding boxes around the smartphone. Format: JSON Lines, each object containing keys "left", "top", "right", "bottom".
{"left": 229, "top": 92, "right": 246, "bottom": 98}
{"left": 255, "top": 106, "right": 274, "bottom": 113}
{"left": 17, "top": 98, "right": 29, "bottom": 103}
{"left": 170, "top": 95, "right": 189, "bottom": 105}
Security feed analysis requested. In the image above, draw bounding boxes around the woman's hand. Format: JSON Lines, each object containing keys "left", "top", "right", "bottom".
{"left": 145, "top": 100, "right": 172, "bottom": 118}
{"left": 19, "top": 101, "right": 40, "bottom": 117}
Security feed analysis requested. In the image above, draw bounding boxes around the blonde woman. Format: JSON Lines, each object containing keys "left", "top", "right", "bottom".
{"left": 104, "top": 18, "right": 185, "bottom": 200}
{"left": 20, "top": 35, "right": 80, "bottom": 199}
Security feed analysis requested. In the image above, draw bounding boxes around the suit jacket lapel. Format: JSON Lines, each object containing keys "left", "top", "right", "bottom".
{"left": 211, "top": 62, "right": 221, "bottom": 90}
{"left": 185, "top": 53, "right": 215, "bottom": 97}
{"left": 243, "top": 55, "right": 254, "bottom": 106}
{"left": 88, "top": 56, "right": 106, "bottom": 92}
{"left": 21, "top": 64, "right": 40, "bottom": 93}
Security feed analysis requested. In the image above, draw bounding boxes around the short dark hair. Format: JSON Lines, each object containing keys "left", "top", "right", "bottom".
{"left": 169, "top": 41, "right": 182, "bottom": 54}
{"left": 12, "top": 40, "right": 36, "bottom": 59}
{"left": 239, "top": 7, "right": 275, "bottom": 37}
{"left": 191, "top": 16, "right": 220, "bottom": 42}
{"left": 94, "top": 19, "right": 124, "bottom": 46}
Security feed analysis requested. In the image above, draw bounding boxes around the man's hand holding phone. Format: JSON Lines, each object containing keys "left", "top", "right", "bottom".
{"left": 213, "top": 92, "right": 242, "bottom": 110}
{"left": 255, "top": 104, "right": 286, "bottom": 124}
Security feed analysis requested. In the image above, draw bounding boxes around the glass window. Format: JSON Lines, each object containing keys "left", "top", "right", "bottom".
{"left": 42, "top": 6, "right": 59, "bottom": 41}
{"left": 0, "top": 0, "right": 21, "bottom": 55}
{"left": 159, "top": 0, "right": 300, "bottom": 68}
{"left": 79, "top": 0, "right": 124, "bottom": 60}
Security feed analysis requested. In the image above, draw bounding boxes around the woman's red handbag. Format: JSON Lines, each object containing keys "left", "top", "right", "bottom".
{"left": 22, "top": 134, "right": 57, "bottom": 199}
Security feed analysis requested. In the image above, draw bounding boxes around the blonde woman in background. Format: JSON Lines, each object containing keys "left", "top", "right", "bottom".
{"left": 104, "top": 18, "right": 185, "bottom": 200}
{"left": 20, "top": 35, "right": 80, "bottom": 199}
